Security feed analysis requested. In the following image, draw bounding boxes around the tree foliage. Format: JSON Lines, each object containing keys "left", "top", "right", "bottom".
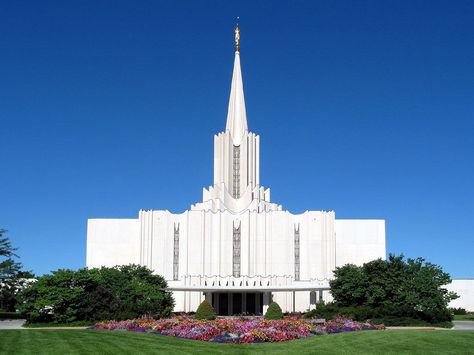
{"left": 17, "top": 265, "right": 174, "bottom": 323}
{"left": 329, "top": 254, "right": 458, "bottom": 323}
{"left": 264, "top": 302, "right": 283, "bottom": 320}
{"left": 0, "top": 229, "right": 34, "bottom": 312}
{"left": 0, "top": 229, "right": 21, "bottom": 280}
{"left": 194, "top": 300, "right": 216, "bottom": 320}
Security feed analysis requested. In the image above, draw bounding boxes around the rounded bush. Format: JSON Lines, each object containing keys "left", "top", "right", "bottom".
{"left": 264, "top": 302, "right": 283, "bottom": 320}
{"left": 17, "top": 265, "right": 174, "bottom": 324}
{"left": 195, "top": 300, "right": 216, "bottom": 320}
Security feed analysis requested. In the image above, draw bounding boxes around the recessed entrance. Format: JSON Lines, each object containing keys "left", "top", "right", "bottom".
{"left": 211, "top": 292, "right": 263, "bottom": 316}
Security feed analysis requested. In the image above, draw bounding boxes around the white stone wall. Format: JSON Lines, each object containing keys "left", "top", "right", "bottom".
{"left": 335, "top": 219, "right": 386, "bottom": 267}
{"left": 447, "top": 279, "right": 474, "bottom": 312}
{"left": 86, "top": 209, "right": 385, "bottom": 312}
{"left": 143, "top": 209, "right": 336, "bottom": 286}
{"left": 86, "top": 219, "right": 140, "bottom": 268}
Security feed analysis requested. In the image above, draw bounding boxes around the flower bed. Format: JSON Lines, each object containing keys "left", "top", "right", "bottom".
{"left": 316, "top": 316, "right": 383, "bottom": 335}
{"left": 92, "top": 316, "right": 383, "bottom": 343}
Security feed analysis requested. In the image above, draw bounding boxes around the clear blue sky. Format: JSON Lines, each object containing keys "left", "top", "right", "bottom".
{"left": 1, "top": 1, "right": 473, "bottom": 278}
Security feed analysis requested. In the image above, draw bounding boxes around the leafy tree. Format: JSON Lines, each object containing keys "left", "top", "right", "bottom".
{"left": 195, "top": 300, "right": 216, "bottom": 320}
{"left": 328, "top": 264, "right": 367, "bottom": 306}
{"left": 329, "top": 254, "right": 458, "bottom": 323}
{"left": 17, "top": 265, "right": 174, "bottom": 323}
{"left": 0, "top": 229, "right": 34, "bottom": 312}
{"left": 264, "top": 302, "right": 283, "bottom": 320}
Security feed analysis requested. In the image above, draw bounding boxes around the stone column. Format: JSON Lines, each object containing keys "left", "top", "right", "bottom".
{"left": 204, "top": 292, "right": 212, "bottom": 305}
{"left": 262, "top": 292, "right": 271, "bottom": 314}
{"left": 309, "top": 291, "right": 317, "bottom": 310}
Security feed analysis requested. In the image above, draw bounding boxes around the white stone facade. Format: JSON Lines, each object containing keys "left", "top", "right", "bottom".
{"left": 447, "top": 280, "right": 474, "bottom": 312}
{"left": 86, "top": 31, "right": 387, "bottom": 314}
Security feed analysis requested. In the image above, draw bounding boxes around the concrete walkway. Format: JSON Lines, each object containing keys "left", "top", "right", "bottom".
{"left": 386, "top": 321, "right": 474, "bottom": 331}
{"left": 25, "top": 326, "right": 89, "bottom": 330}
{"left": 0, "top": 319, "right": 88, "bottom": 330}
{"left": 453, "top": 321, "right": 474, "bottom": 330}
{"left": 386, "top": 326, "right": 439, "bottom": 330}
{"left": 0, "top": 319, "right": 26, "bottom": 329}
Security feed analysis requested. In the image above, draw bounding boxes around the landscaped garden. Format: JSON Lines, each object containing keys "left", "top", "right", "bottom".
{"left": 1, "top": 234, "right": 473, "bottom": 354}
{"left": 85, "top": 297, "right": 384, "bottom": 344}
{"left": 91, "top": 315, "right": 383, "bottom": 343}
{"left": 1, "top": 329, "right": 474, "bottom": 354}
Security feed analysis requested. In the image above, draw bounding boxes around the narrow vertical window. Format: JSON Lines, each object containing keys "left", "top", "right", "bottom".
{"left": 233, "top": 223, "right": 241, "bottom": 277}
{"left": 173, "top": 223, "right": 179, "bottom": 281}
{"left": 294, "top": 224, "right": 300, "bottom": 281}
{"left": 233, "top": 145, "right": 240, "bottom": 198}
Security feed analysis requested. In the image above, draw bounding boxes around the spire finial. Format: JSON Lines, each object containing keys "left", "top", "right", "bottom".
{"left": 226, "top": 17, "right": 247, "bottom": 145}
{"left": 234, "top": 18, "right": 240, "bottom": 52}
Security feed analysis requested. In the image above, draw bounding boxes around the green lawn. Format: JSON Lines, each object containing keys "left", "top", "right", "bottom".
{"left": 22, "top": 321, "right": 95, "bottom": 328}
{"left": 0, "top": 330, "right": 474, "bottom": 355}
{"left": 454, "top": 314, "right": 474, "bottom": 321}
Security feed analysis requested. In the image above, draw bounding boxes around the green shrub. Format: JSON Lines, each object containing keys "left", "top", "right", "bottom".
{"left": 305, "top": 302, "right": 453, "bottom": 325}
{"left": 304, "top": 309, "right": 318, "bottom": 319}
{"left": 304, "top": 302, "right": 342, "bottom": 320}
{"left": 0, "top": 311, "right": 23, "bottom": 319}
{"left": 265, "top": 302, "right": 283, "bottom": 320}
{"left": 194, "top": 300, "right": 216, "bottom": 320}
{"left": 338, "top": 305, "right": 374, "bottom": 321}
{"left": 450, "top": 307, "right": 467, "bottom": 315}
{"left": 329, "top": 254, "right": 458, "bottom": 325}
{"left": 17, "top": 265, "right": 174, "bottom": 323}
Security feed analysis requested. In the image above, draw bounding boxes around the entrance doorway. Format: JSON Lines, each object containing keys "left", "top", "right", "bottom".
{"left": 211, "top": 292, "right": 263, "bottom": 316}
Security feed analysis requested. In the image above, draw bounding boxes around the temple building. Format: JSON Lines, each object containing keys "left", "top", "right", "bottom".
{"left": 86, "top": 27, "right": 386, "bottom": 314}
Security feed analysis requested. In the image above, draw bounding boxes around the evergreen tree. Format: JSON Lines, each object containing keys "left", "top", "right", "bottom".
{"left": 0, "top": 229, "right": 33, "bottom": 312}
{"left": 195, "top": 300, "right": 216, "bottom": 320}
{"left": 264, "top": 302, "right": 283, "bottom": 320}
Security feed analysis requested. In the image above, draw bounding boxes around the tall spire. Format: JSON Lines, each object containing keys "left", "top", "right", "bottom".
{"left": 225, "top": 24, "right": 248, "bottom": 146}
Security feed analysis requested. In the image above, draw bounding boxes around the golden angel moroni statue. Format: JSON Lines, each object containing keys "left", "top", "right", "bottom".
{"left": 235, "top": 25, "right": 240, "bottom": 52}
